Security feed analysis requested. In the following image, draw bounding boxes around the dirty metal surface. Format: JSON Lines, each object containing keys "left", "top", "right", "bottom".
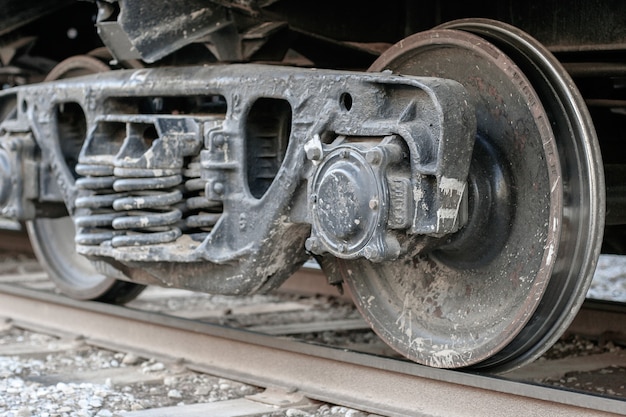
{"left": 342, "top": 26, "right": 560, "bottom": 370}
{"left": 337, "top": 19, "right": 604, "bottom": 373}
{"left": 0, "top": 63, "right": 475, "bottom": 302}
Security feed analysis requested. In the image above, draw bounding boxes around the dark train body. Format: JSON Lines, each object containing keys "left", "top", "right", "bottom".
{"left": 0, "top": 1, "right": 621, "bottom": 372}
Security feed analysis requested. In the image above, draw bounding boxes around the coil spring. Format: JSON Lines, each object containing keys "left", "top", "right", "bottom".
{"left": 74, "top": 163, "right": 126, "bottom": 245}
{"left": 110, "top": 170, "right": 183, "bottom": 247}
{"left": 183, "top": 158, "right": 222, "bottom": 233}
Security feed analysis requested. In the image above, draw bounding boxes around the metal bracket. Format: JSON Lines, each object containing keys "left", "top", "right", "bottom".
{"left": 0, "top": 131, "right": 37, "bottom": 220}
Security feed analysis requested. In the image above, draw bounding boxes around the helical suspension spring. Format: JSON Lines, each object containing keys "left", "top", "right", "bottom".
{"left": 183, "top": 157, "right": 222, "bottom": 235}
{"left": 110, "top": 169, "right": 184, "bottom": 247}
{"left": 74, "top": 115, "right": 226, "bottom": 250}
{"left": 74, "top": 162, "right": 126, "bottom": 245}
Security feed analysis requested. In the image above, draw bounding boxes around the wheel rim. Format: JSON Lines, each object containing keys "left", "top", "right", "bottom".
{"left": 27, "top": 217, "right": 119, "bottom": 300}
{"left": 332, "top": 21, "right": 604, "bottom": 371}
{"left": 441, "top": 19, "right": 605, "bottom": 371}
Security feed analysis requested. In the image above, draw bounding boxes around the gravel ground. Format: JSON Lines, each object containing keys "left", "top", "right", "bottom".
{"left": 587, "top": 255, "right": 626, "bottom": 302}
{"left": 0, "top": 327, "right": 255, "bottom": 417}
{"left": 0, "top": 326, "right": 378, "bottom": 417}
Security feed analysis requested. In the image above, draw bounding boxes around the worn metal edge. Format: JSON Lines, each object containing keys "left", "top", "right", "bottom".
{"left": 0, "top": 283, "right": 623, "bottom": 416}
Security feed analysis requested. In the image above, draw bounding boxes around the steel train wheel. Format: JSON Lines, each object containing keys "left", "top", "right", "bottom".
{"left": 26, "top": 55, "right": 146, "bottom": 303}
{"left": 330, "top": 20, "right": 604, "bottom": 371}
{"left": 27, "top": 218, "right": 145, "bottom": 303}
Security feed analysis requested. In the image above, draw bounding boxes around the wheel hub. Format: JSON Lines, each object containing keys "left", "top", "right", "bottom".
{"left": 314, "top": 148, "right": 378, "bottom": 243}
{"left": 307, "top": 138, "right": 405, "bottom": 262}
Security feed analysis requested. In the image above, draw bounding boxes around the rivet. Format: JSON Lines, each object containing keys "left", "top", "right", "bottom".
{"left": 212, "top": 182, "right": 225, "bottom": 195}
{"left": 213, "top": 134, "right": 225, "bottom": 147}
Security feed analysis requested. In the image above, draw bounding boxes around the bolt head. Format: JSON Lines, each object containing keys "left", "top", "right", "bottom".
{"left": 363, "top": 246, "right": 376, "bottom": 259}
{"left": 306, "top": 146, "right": 322, "bottom": 161}
{"left": 366, "top": 148, "right": 383, "bottom": 165}
{"left": 305, "top": 237, "right": 319, "bottom": 252}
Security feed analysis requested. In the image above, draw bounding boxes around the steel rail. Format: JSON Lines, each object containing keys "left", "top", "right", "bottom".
{"left": 0, "top": 283, "right": 623, "bottom": 417}
{"left": 569, "top": 299, "right": 626, "bottom": 348}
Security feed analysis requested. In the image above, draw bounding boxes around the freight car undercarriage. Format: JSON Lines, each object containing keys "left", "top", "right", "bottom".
{"left": 0, "top": 6, "right": 608, "bottom": 373}
{"left": 2, "top": 63, "right": 475, "bottom": 287}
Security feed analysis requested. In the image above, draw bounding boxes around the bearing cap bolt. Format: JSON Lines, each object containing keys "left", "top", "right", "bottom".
{"left": 366, "top": 148, "right": 384, "bottom": 165}
{"left": 305, "top": 237, "right": 321, "bottom": 253}
{"left": 306, "top": 146, "right": 322, "bottom": 161}
{"left": 304, "top": 134, "right": 324, "bottom": 162}
{"left": 363, "top": 245, "right": 380, "bottom": 261}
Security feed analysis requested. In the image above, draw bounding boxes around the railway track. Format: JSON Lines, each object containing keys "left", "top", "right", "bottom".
{"left": 0, "top": 250, "right": 625, "bottom": 416}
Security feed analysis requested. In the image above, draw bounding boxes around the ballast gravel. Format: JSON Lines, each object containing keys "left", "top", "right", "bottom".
{"left": 0, "top": 330, "right": 258, "bottom": 417}
{"left": 0, "top": 340, "right": 376, "bottom": 417}
{"left": 587, "top": 254, "right": 626, "bottom": 302}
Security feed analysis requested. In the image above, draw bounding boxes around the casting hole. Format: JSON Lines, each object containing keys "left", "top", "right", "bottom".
{"left": 245, "top": 98, "right": 292, "bottom": 199}
{"left": 340, "top": 93, "right": 353, "bottom": 111}
{"left": 143, "top": 125, "right": 159, "bottom": 146}
{"left": 55, "top": 102, "right": 87, "bottom": 178}
{"left": 21, "top": 100, "right": 28, "bottom": 114}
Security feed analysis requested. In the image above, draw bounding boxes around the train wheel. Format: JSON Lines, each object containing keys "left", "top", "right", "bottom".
{"left": 27, "top": 217, "right": 145, "bottom": 303}
{"left": 330, "top": 20, "right": 604, "bottom": 371}
{"left": 26, "top": 55, "right": 145, "bottom": 303}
